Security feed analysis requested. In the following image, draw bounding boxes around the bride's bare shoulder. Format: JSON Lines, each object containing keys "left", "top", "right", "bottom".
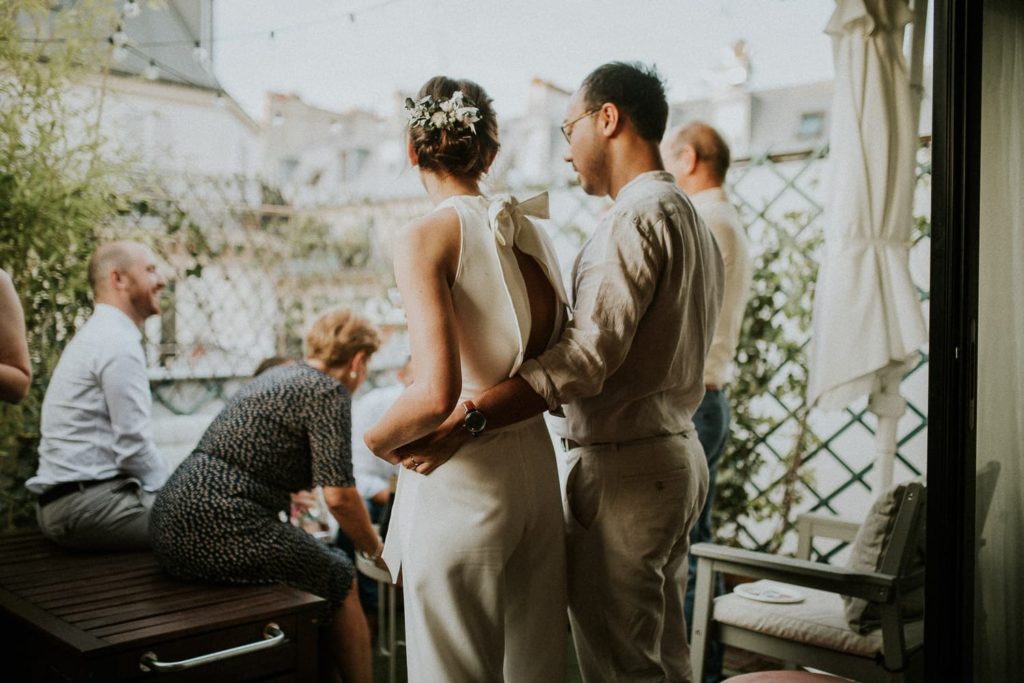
{"left": 405, "top": 206, "right": 459, "bottom": 234}
{"left": 393, "top": 207, "right": 461, "bottom": 272}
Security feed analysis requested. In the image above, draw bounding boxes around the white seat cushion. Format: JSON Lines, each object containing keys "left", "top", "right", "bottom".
{"left": 714, "top": 584, "right": 923, "bottom": 658}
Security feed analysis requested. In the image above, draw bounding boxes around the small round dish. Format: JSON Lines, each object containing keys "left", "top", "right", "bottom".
{"left": 733, "top": 580, "right": 806, "bottom": 604}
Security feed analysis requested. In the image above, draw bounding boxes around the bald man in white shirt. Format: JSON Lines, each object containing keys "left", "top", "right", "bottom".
{"left": 663, "top": 121, "right": 754, "bottom": 681}
{"left": 27, "top": 241, "right": 170, "bottom": 550}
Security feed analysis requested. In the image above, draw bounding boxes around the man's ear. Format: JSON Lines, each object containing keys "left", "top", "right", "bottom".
{"left": 597, "top": 102, "right": 621, "bottom": 138}
{"left": 681, "top": 144, "right": 699, "bottom": 175}
{"left": 108, "top": 268, "right": 126, "bottom": 292}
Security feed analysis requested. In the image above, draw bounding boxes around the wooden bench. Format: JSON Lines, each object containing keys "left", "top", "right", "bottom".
{"left": 0, "top": 531, "right": 325, "bottom": 682}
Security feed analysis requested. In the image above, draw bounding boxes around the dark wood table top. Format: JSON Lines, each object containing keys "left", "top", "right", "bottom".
{"left": 0, "top": 530, "right": 325, "bottom": 656}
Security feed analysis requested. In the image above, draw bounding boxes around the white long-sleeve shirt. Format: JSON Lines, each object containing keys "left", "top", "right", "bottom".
{"left": 351, "top": 384, "right": 401, "bottom": 501}
{"left": 690, "top": 187, "right": 753, "bottom": 388}
{"left": 26, "top": 304, "right": 168, "bottom": 493}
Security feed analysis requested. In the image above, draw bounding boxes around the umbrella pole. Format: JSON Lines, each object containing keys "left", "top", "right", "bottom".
{"left": 868, "top": 371, "right": 908, "bottom": 493}
{"left": 873, "top": 414, "right": 898, "bottom": 492}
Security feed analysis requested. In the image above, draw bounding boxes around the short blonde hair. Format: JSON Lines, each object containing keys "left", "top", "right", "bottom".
{"left": 305, "top": 308, "right": 381, "bottom": 370}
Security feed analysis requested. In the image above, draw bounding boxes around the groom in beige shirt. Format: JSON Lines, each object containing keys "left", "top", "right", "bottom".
{"left": 401, "top": 62, "right": 724, "bottom": 682}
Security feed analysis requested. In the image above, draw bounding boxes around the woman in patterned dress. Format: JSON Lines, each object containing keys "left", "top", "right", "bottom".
{"left": 150, "top": 308, "right": 382, "bottom": 683}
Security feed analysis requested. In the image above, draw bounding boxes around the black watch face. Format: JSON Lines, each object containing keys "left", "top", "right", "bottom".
{"left": 465, "top": 410, "right": 486, "bottom": 433}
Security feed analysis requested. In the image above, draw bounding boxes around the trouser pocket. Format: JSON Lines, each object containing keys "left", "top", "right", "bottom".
{"left": 566, "top": 454, "right": 601, "bottom": 530}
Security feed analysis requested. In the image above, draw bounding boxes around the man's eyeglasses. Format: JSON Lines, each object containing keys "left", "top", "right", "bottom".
{"left": 560, "top": 108, "right": 600, "bottom": 144}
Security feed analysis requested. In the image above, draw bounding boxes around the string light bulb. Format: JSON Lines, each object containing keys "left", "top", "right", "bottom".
{"left": 215, "top": 92, "right": 227, "bottom": 109}
{"left": 143, "top": 60, "right": 159, "bottom": 81}
{"left": 271, "top": 112, "right": 284, "bottom": 127}
{"left": 122, "top": 0, "right": 140, "bottom": 19}
{"left": 330, "top": 120, "right": 342, "bottom": 134}
{"left": 107, "top": 35, "right": 129, "bottom": 63}
{"left": 192, "top": 41, "right": 209, "bottom": 65}
{"left": 111, "top": 27, "right": 129, "bottom": 48}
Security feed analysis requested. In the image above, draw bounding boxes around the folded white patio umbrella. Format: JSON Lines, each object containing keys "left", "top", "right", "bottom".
{"left": 808, "top": 0, "right": 929, "bottom": 492}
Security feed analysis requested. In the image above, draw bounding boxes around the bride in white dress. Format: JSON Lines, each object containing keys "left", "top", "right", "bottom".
{"left": 364, "top": 76, "right": 568, "bottom": 682}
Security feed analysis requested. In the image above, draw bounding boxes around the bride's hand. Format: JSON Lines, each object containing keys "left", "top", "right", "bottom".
{"left": 397, "top": 448, "right": 455, "bottom": 475}
{"left": 394, "top": 414, "right": 468, "bottom": 475}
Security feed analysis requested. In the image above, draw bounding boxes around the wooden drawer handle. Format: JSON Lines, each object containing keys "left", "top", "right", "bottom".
{"left": 139, "top": 622, "right": 285, "bottom": 673}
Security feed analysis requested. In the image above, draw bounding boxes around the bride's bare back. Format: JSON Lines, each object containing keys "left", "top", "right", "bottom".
{"left": 513, "top": 248, "right": 559, "bottom": 362}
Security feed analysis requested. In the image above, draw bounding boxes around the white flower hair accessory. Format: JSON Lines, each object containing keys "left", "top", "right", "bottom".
{"left": 405, "top": 90, "right": 482, "bottom": 134}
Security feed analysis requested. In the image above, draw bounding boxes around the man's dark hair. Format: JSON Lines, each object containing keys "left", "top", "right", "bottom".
{"left": 580, "top": 62, "right": 669, "bottom": 143}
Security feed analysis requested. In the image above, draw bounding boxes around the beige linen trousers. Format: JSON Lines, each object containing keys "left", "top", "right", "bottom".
{"left": 565, "top": 432, "right": 709, "bottom": 682}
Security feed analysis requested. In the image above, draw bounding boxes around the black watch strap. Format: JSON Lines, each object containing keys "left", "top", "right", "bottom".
{"left": 462, "top": 400, "right": 486, "bottom": 436}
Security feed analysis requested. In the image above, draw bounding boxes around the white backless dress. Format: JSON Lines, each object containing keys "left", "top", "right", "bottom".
{"left": 383, "top": 192, "right": 569, "bottom": 683}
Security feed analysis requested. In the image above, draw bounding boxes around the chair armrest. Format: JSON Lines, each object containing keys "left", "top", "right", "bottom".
{"left": 796, "top": 512, "right": 859, "bottom": 559}
{"left": 798, "top": 512, "right": 860, "bottom": 541}
{"left": 691, "top": 542, "right": 895, "bottom": 603}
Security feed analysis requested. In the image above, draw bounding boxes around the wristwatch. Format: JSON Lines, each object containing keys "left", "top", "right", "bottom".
{"left": 462, "top": 400, "right": 487, "bottom": 437}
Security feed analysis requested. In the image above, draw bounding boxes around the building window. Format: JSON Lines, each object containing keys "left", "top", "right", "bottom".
{"left": 338, "top": 150, "right": 350, "bottom": 182}
{"left": 339, "top": 148, "right": 369, "bottom": 182}
{"left": 350, "top": 148, "right": 369, "bottom": 176}
{"left": 798, "top": 111, "right": 825, "bottom": 137}
{"left": 278, "top": 157, "right": 299, "bottom": 184}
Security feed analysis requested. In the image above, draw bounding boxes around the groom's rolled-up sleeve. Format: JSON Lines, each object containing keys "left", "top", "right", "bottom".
{"left": 518, "top": 211, "right": 661, "bottom": 410}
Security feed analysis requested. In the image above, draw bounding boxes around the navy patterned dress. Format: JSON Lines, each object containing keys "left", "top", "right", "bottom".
{"left": 151, "top": 362, "right": 356, "bottom": 621}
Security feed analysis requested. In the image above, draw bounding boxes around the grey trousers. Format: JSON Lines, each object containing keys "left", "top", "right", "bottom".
{"left": 565, "top": 432, "right": 709, "bottom": 683}
{"left": 37, "top": 477, "right": 156, "bottom": 550}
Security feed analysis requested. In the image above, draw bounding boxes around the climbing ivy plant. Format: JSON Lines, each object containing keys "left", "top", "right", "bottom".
{"left": 714, "top": 210, "right": 823, "bottom": 552}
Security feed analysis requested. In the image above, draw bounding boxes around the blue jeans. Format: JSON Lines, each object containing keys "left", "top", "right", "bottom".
{"left": 686, "top": 389, "right": 729, "bottom": 682}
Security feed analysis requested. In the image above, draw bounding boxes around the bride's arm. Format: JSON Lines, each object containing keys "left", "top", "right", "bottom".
{"left": 364, "top": 210, "right": 462, "bottom": 459}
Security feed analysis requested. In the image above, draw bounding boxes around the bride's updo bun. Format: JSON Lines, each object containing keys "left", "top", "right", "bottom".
{"left": 408, "top": 76, "right": 499, "bottom": 181}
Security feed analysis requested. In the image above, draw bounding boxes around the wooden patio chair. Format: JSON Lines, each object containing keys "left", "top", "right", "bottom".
{"left": 690, "top": 481, "right": 926, "bottom": 683}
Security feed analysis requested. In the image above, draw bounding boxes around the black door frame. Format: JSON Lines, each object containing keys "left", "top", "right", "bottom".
{"left": 928, "top": 0, "right": 982, "bottom": 678}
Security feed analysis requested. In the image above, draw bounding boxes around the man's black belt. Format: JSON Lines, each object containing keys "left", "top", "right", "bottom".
{"left": 37, "top": 475, "right": 128, "bottom": 507}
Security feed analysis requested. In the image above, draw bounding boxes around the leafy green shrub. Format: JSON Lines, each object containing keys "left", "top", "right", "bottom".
{"left": 714, "top": 212, "right": 822, "bottom": 551}
{"left": 0, "top": 1, "right": 126, "bottom": 530}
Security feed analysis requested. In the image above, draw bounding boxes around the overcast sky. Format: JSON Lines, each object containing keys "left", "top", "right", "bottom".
{"left": 211, "top": 0, "right": 843, "bottom": 121}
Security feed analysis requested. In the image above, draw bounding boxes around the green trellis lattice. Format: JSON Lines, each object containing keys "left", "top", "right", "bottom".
{"left": 136, "top": 142, "right": 931, "bottom": 560}
{"left": 714, "top": 141, "right": 931, "bottom": 555}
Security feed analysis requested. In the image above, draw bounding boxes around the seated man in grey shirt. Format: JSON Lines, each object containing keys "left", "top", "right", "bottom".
{"left": 26, "top": 241, "right": 170, "bottom": 550}
{"left": 384, "top": 62, "right": 724, "bottom": 683}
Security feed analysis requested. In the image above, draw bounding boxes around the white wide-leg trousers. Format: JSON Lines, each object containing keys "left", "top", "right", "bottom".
{"left": 386, "top": 416, "right": 568, "bottom": 683}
